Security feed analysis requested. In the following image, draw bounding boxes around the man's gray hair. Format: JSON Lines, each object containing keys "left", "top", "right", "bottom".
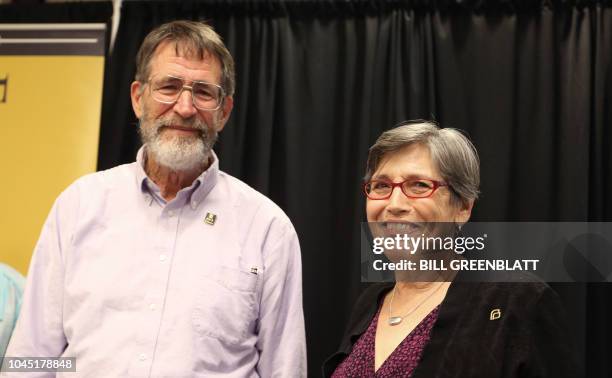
{"left": 135, "top": 20, "right": 235, "bottom": 97}
{"left": 365, "top": 120, "right": 480, "bottom": 205}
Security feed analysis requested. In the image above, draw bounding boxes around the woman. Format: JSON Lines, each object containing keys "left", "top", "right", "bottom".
{"left": 323, "top": 121, "right": 577, "bottom": 377}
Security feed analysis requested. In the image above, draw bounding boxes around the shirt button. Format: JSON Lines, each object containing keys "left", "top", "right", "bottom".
{"left": 149, "top": 303, "right": 156, "bottom": 311}
{"left": 159, "top": 254, "right": 167, "bottom": 262}
{"left": 191, "top": 201, "right": 198, "bottom": 208}
{"left": 168, "top": 210, "right": 175, "bottom": 217}
{"left": 139, "top": 353, "right": 147, "bottom": 361}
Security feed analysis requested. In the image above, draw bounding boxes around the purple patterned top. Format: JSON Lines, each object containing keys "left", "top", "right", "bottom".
{"left": 331, "top": 305, "right": 440, "bottom": 378}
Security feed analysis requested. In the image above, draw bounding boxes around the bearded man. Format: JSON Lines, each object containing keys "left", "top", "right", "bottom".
{"left": 4, "top": 21, "right": 306, "bottom": 377}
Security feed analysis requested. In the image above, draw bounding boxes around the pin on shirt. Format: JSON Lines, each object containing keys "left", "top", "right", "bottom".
{"left": 490, "top": 308, "right": 502, "bottom": 320}
{"left": 204, "top": 212, "right": 217, "bottom": 225}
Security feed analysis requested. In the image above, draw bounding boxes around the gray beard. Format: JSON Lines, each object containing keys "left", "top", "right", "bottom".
{"left": 138, "top": 115, "right": 218, "bottom": 172}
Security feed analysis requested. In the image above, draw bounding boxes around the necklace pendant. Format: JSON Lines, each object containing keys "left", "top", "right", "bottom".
{"left": 388, "top": 316, "right": 403, "bottom": 326}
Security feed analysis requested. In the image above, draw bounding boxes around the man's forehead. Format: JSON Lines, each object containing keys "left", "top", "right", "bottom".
{"left": 151, "top": 40, "right": 217, "bottom": 63}
{"left": 149, "top": 40, "right": 221, "bottom": 79}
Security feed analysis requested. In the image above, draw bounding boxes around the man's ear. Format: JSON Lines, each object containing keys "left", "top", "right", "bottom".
{"left": 131, "top": 81, "right": 144, "bottom": 119}
{"left": 214, "top": 96, "right": 234, "bottom": 132}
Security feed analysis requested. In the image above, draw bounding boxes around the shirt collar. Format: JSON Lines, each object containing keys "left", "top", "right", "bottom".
{"left": 135, "top": 146, "right": 219, "bottom": 207}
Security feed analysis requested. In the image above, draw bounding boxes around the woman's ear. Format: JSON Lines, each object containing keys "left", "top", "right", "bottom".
{"left": 455, "top": 199, "right": 474, "bottom": 226}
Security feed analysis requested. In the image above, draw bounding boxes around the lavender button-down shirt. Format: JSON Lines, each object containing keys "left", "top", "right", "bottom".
{"left": 4, "top": 149, "right": 306, "bottom": 377}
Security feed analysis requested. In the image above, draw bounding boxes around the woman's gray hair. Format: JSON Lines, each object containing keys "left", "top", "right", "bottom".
{"left": 365, "top": 120, "right": 480, "bottom": 205}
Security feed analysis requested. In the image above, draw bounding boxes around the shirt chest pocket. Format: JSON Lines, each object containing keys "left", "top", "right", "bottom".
{"left": 192, "top": 266, "right": 259, "bottom": 345}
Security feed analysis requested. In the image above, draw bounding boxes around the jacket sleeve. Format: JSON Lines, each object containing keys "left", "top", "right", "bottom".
{"left": 521, "top": 286, "right": 581, "bottom": 378}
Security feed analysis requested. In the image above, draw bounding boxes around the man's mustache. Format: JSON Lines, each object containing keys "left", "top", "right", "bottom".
{"left": 154, "top": 117, "right": 208, "bottom": 135}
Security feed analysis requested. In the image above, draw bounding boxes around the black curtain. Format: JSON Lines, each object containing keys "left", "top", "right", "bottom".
{"left": 3, "top": 0, "right": 612, "bottom": 376}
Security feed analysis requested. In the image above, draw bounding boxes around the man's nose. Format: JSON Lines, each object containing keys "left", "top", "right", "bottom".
{"left": 173, "top": 88, "right": 197, "bottom": 118}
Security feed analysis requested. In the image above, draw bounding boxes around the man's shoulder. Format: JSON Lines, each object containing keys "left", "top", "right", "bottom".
{"left": 70, "top": 162, "right": 136, "bottom": 188}
{"left": 216, "top": 170, "right": 291, "bottom": 223}
{"left": 51, "top": 163, "right": 138, "bottom": 211}
{"left": 59, "top": 162, "right": 136, "bottom": 194}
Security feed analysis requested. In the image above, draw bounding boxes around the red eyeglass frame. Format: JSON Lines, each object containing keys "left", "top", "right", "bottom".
{"left": 363, "top": 178, "right": 448, "bottom": 200}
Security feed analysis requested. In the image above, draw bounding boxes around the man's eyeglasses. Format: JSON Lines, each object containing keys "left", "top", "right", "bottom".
{"left": 363, "top": 178, "right": 448, "bottom": 200}
{"left": 146, "top": 74, "right": 225, "bottom": 111}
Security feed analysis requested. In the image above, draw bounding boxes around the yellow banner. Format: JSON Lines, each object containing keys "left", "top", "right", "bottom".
{"left": 0, "top": 26, "right": 105, "bottom": 275}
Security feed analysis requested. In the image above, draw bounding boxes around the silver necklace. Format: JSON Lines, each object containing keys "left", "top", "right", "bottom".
{"left": 388, "top": 282, "right": 445, "bottom": 326}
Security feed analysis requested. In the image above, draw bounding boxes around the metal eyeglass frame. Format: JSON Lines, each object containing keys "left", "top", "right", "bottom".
{"left": 146, "top": 74, "right": 225, "bottom": 111}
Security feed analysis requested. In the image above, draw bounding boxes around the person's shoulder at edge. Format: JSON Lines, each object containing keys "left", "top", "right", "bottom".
{"left": 0, "top": 263, "right": 25, "bottom": 357}
{"left": 0, "top": 263, "right": 25, "bottom": 318}
{"left": 0, "top": 263, "right": 25, "bottom": 289}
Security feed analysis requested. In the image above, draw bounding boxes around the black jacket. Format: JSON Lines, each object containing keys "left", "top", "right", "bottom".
{"left": 323, "top": 279, "right": 580, "bottom": 378}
